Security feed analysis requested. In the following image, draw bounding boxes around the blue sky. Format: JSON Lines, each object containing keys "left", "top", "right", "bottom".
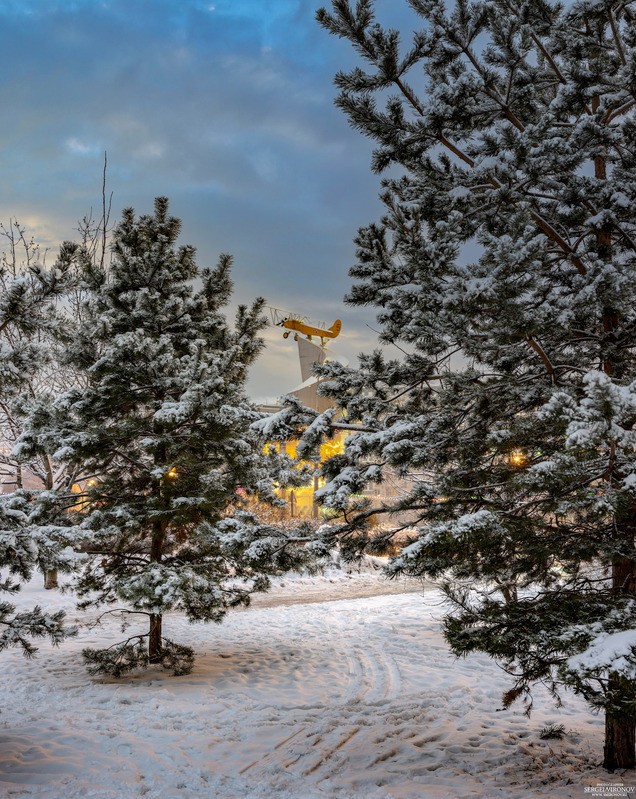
{"left": 0, "top": 0, "right": 420, "bottom": 399}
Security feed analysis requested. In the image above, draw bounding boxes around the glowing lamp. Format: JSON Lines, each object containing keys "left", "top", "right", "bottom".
{"left": 509, "top": 450, "right": 527, "bottom": 467}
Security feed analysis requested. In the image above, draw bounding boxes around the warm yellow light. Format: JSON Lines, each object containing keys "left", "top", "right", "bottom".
{"left": 86, "top": 478, "right": 97, "bottom": 487}
{"left": 320, "top": 438, "right": 345, "bottom": 460}
{"left": 509, "top": 450, "right": 527, "bottom": 467}
{"left": 166, "top": 467, "right": 178, "bottom": 479}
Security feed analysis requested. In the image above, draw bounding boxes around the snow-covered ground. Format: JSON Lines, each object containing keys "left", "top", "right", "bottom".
{"left": 0, "top": 565, "right": 631, "bottom": 799}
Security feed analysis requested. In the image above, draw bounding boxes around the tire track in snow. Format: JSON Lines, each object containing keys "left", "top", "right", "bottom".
{"left": 239, "top": 723, "right": 361, "bottom": 780}
{"left": 248, "top": 647, "right": 405, "bottom": 782}
{"left": 347, "top": 647, "right": 402, "bottom": 705}
{"left": 301, "top": 726, "right": 361, "bottom": 777}
{"left": 342, "top": 653, "right": 364, "bottom": 704}
{"left": 237, "top": 602, "right": 407, "bottom": 784}
{"left": 383, "top": 651, "right": 402, "bottom": 701}
{"left": 238, "top": 725, "right": 308, "bottom": 775}
{"left": 360, "top": 649, "right": 399, "bottom": 703}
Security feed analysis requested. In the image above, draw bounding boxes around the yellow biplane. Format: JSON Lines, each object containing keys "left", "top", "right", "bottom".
{"left": 268, "top": 307, "right": 342, "bottom": 345}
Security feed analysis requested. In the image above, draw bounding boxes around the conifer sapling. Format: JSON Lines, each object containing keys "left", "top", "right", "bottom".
{"left": 25, "top": 198, "right": 316, "bottom": 676}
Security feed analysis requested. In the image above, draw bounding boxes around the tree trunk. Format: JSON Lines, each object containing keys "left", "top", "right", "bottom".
{"left": 605, "top": 704, "right": 636, "bottom": 770}
{"left": 604, "top": 554, "right": 636, "bottom": 770}
{"left": 149, "top": 613, "right": 163, "bottom": 663}
{"left": 148, "top": 515, "right": 166, "bottom": 663}
{"left": 44, "top": 569, "right": 58, "bottom": 589}
{"left": 42, "top": 457, "right": 58, "bottom": 589}
{"left": 594, "top": 113, "right": 636, "bottom": 769}
{"left": 605, "top": 672, "right": 636, "bottom": 770}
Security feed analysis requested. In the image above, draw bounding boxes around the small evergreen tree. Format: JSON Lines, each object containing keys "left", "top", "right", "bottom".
{"left": 24, "top": 198, "right": 313, "bottom": 676}
{"left": 0, "top": 234, "right": 80, "bottom": 654}
{"left": 306, "top": 0, "right": 636, "bottom": 770}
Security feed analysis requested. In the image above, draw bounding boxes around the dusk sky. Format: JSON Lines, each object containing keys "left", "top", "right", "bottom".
{"left": 0, "top": 0, "right": 421, "bottom": 400}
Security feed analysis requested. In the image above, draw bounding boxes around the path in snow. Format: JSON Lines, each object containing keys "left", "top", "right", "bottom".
{"left": 0, "top": 575, "right": 627, "bottom": 799}
{"left": 248, "top": 567, "right": 425, "bottom": 608}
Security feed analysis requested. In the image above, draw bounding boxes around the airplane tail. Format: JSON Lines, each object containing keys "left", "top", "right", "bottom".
{"left": 329, "top": 319, "right": 342, "bottom": 337}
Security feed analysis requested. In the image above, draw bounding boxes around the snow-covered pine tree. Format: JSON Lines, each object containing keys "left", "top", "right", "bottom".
{"left": 0, "top": 220, "right": 93, "bottom": 591}
{"left": 0, "top": 232, "right": 80, "bottom": 654}
{"left": 309, "top": 0, "right": 636, "bottom": 770}
{"left": 23, "top": 197, "right": 314, "bottom": 676}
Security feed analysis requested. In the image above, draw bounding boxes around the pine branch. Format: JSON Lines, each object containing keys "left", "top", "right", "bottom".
{"left": 526, "top": 336, "right": 556, "bottom": 384}
{"left": 608, "top": 7, "right": 627, "bottom": 66}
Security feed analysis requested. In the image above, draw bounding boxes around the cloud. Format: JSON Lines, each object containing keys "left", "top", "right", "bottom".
{"left": 65, "top": 137, "right": 102, "bottom": 156}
